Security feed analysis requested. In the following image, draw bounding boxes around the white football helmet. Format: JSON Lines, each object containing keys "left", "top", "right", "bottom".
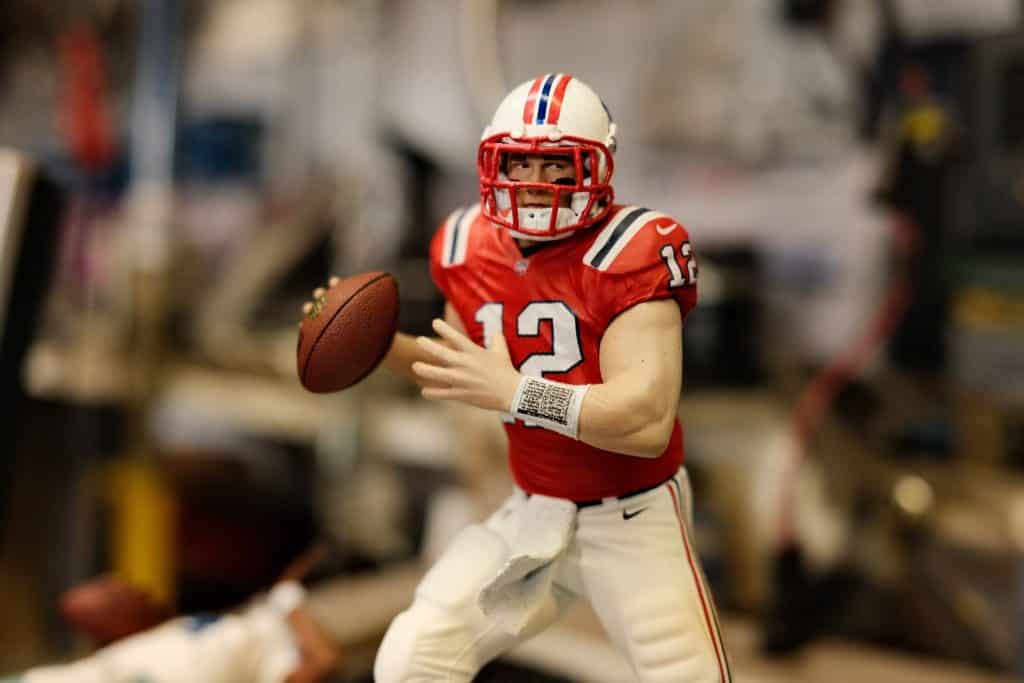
{"left": 478, "top": 74, "right": 617, "bottom": 240}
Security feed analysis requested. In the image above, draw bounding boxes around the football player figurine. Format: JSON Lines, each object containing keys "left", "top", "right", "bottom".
{"left": 377, "top": 74, "right": 731, "bottom": 682}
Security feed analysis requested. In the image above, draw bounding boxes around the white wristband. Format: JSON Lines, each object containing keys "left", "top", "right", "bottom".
{"left": 509, "top": 376, "right": 589, "bottom": 439}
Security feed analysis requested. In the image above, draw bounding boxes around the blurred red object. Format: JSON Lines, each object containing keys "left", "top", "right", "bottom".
{"left": 59, "top": 575, "right": 173, "bottom": 646}
{"left": 57, "top": 24, "right": 116, "bottom": 172}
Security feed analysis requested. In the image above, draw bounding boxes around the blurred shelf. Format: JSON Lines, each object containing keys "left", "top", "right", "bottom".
{"left": 154, "top": 362, "right": 336, "bottom": 444}
{"left": 24, "top": 338, "right": 336, "bottom": 444}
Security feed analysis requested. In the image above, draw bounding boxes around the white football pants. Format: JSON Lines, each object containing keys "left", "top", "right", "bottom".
{"left": 375, "top": 468, "right": 731, "bottom": 682}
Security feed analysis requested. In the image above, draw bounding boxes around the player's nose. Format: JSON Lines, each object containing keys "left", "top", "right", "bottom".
{"left": 522, "top": 161, "right": 546, "bottom": 183}
{"left": 519, "top": 187, "right": 552, "bottom": 206}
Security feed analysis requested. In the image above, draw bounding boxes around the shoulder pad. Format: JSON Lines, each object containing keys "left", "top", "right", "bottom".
{"left": 583, "top": 206, "right": 682, "bottom": 272}
{"left": 438, "top": 204, "right": 481, "bottom": 268}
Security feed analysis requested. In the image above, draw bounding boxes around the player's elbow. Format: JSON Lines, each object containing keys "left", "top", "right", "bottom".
{"left": 616, "top": 391, "right": 676, "bottom": 458}
{"left": 628, "top": 418, "right": 675, "bottom": 458}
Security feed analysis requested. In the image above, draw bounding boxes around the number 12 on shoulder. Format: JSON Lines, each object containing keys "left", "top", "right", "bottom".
{"left": 661, "top": 242, "right": 697, "bottom": 288}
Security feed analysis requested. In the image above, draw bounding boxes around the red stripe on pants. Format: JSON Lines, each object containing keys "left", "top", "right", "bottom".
{"left": 665, "top": 483, "right": 729, "bottom": 682}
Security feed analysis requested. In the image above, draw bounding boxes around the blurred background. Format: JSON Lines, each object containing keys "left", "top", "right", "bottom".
{"left": 1, "top": 0, "right": 1024, "bottom": 681}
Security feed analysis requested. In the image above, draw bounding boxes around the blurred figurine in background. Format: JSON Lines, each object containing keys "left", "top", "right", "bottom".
{"left": 3, "top": 549, "right": 339, "bottom": 683}
{"left": 374, "top": 75, "right": 731, "bottom": 682}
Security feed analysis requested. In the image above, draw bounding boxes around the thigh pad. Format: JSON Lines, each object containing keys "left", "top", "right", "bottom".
{"left": 416, "top": 524, "right": 508, "bottom": 609}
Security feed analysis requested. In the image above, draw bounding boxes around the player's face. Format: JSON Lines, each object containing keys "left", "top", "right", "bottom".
{"left": 506, "top": 153, "right": 576, "bottom": 208}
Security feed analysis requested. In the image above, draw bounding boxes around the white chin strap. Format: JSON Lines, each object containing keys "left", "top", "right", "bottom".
{"left": 496, "top": 189, "right": 593, "bottom": 240}
{"left": 517, "top": 206, "right": 578, "bottom": 231}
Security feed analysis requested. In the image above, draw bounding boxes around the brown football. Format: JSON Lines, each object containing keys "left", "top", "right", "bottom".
{"left": 297, "top": 271, "right": 399, "bottom": 393}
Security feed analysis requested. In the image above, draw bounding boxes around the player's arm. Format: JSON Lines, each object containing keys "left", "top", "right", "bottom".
{"left": 576, "top": 298, "right": 681, "bottom": 457}
{"left": 380, "top": 302, "right": 465, "bottom": 383}
{"left": 413, "top": 300, "right": 683, "bottom": 458}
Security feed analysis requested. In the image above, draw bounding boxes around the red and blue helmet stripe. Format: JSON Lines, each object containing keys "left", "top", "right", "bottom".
{"left": 522, "top": 73, "right": 573, "bottom": 126}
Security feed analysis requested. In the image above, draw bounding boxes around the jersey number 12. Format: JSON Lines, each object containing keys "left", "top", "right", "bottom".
{"left": 475, "top": 301, "right": 583, "bottom": 424}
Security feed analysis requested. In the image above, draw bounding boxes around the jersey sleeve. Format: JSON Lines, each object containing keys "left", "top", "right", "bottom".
{"left": 428, "top": 205, "right": 480, "bottom": 302}
{"left": 583, "top": 210, "right": 699, "bottom": 326}
{"left": 428, "top": 215, "right": 452, "bottom": 301}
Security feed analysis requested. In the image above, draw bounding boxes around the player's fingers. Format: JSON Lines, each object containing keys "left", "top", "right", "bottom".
{"left": 416, "top": 336, "right": 461, "bottom": 365}
{"left": 328, "top": 276, "right": 340, "bottom": 287}
{"left": 411, "top": 361, "right": 461, "bottom": 385}
{"left": 415, "top": 376, "right": 450, "bottom": 390}
{"left": 302, "top": 301, "right": 313, "bottom": 315}
{"left": 431, "top": 318, "right": 477, "bottom": 351}
{"left": 421, "top": 386, "right": 465, "bottom": 401}
{"left": 312, "top": 287, "right": 326, "bottom": 300}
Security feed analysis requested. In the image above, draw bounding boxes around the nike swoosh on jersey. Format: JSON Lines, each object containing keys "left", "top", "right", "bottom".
{"left": 655, "top": 222, "right": 680, "bottom": 236}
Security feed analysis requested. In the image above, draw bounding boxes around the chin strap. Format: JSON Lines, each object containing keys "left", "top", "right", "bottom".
{"left": 515, "top": 206, "right": 580, "bottom": 232}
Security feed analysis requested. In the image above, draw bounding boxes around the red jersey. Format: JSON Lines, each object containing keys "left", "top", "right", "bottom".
{"left": 429, "top": 204, "right": 699, "bottom": 501}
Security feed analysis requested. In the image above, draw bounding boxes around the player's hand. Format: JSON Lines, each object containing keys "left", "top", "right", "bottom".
{"left": 412, "top": 318, "right": 521, "bottom": 413}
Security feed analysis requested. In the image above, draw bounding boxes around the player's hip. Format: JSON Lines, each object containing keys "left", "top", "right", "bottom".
{"left": 571, "top": 467, "right": 696, "bottom": 545}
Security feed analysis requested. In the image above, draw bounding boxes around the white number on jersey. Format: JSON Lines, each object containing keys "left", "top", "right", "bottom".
{"left": 474, "top": 302, "right": 505, "bottom": 344}
{"left": 660, "top": 241, "right": 697, "bottom": 288}
{"left": 517, "top": 302, "right": 583, "bottom": 376}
